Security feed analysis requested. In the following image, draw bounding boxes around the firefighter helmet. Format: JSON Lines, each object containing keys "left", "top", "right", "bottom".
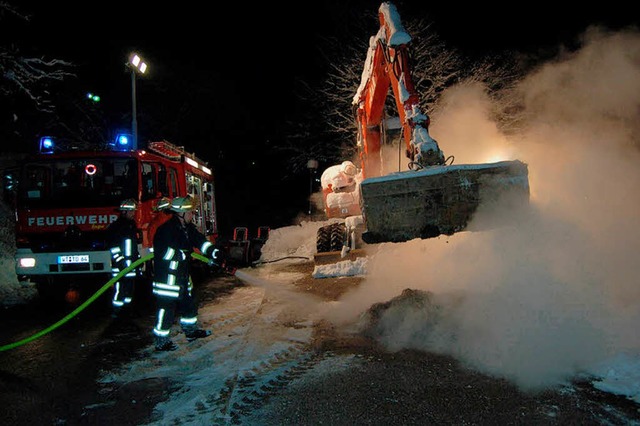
{"left": 119, "top": 198, "right": 138, "bottom": 211}
{"left": 155, "top": 197, "right": 171, "bottom": 211}
{"left": 170, "top": 196, "right": 196, "bottom": 213}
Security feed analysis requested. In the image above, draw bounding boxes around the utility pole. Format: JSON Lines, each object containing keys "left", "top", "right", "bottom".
{"left": 307, "top": 159, "right": 319, "bottom": 216}
{"left": 127, "top": 53, "right": 148, "bottom": 150}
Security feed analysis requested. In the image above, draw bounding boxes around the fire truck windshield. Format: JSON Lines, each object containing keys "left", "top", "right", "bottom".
{"left": 19, "top": 158, "right": 138, "bottom": 209}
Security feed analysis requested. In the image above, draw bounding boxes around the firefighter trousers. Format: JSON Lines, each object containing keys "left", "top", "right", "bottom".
{"left": 112, "top": 276, "right": 135, "bottom": 311}
{"left": 152, "top": 289, "right": 198, "bottom": 338}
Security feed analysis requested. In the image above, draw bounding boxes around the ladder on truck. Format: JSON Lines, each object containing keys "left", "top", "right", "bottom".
{"left": 147, "top": 140, "right": 207, "bottom": 165}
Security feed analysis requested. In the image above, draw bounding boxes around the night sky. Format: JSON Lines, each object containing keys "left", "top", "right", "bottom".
{"left": 2, "top": 0, "right": 637, "bottom": 238}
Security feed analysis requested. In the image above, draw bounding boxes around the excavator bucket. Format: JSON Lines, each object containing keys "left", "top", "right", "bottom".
{"left": 359, "top": 159, "right": 529, "bottom": 244}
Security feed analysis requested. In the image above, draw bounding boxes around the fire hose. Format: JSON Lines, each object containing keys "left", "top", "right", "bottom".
{"left": 0, "top": 252, "right": 222, "bottom": 352}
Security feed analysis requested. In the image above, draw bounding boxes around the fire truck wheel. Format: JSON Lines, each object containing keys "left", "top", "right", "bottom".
{"left": 34, "top": 277, "right": 67, "bottom": 302}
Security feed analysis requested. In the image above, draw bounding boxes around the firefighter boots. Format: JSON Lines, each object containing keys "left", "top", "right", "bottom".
{"left": 155, "top": 336, "right": 178, "bottom": 352}
{"left": 184, "top": 328, "right": 212, "bottom": 342}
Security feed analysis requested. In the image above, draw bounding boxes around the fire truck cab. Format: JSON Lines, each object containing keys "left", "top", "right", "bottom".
{"left": 5, "top": 137, "right": 218, "bottom": 297}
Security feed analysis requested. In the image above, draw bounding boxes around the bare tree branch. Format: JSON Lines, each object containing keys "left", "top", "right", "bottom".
{"left": 0, "top": 1, "right": 28, "bottom": 21}
{"left": 1, "top": 46, "right": 75, "bottom": 113}
{"left": 280, "top": 14, "right": 529, "bottom": 178}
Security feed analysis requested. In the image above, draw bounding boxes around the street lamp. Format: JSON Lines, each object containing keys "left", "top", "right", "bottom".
{"left": 127, "top": 53, "right": 148, "bottom": 150}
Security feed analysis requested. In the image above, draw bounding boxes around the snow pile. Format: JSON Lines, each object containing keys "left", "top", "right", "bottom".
{"left": 312, "top": 256, "right": 368, "bottom": 278}
{"left": 258, "top": 221, "right": 321, "bottom": 262}
{"left": 0, "top": 198, "right": 36, "bottom": 306}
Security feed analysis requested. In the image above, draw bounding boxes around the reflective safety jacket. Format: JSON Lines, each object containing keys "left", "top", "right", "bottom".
{"left": 152, "top": 215, "right": 218, "bottom": 298}
{"left": 146, "top": 210, "right": 172, "bottom": 247}
{"left": 107, "top": 216, "right": 140, "bottom": 278}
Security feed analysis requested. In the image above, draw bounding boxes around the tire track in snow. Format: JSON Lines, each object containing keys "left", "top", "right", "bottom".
{"left": 199, "top": 284, "right": 328, "bottom": 425}
{"left": 99, "top": 276, "right": 329, "bottom": 426}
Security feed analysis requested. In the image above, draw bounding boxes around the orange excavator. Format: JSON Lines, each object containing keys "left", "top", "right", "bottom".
{"left": 316, "top": 1, "right": 529, "bottom": 258}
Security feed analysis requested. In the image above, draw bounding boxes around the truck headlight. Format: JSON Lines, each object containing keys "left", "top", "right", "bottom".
{"left": 19, "top": 258, "right": 36, "bottom": 268}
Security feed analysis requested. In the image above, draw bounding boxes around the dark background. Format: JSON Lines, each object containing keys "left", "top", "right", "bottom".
{"left": 2, "top": 0, "right": 637, "bottom": 238}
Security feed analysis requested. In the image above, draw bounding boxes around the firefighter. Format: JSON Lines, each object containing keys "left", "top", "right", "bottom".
{"left": 151, "top": 195, "right": 224, "bottom": 351}
{"left": 147, "top": 196, "right": 172, "bottom": 247}
{"left": 108, "top": 198, "right": 141, "bottom": 318}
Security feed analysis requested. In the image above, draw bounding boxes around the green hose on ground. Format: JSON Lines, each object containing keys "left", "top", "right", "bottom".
{"left": 0, "top": 253, "right": 153, "bottom": 352}
{"left": 0, "top": 251, "right": 219, "bottom": 352}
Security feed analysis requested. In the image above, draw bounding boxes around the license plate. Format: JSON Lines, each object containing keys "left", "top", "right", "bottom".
{"left": 58, "top": 255, "right": 89, "bottom": 264}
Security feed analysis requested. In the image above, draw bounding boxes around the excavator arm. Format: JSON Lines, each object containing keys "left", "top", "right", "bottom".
{"left": 353, "top": 2, "right": 444, "bottom": 178}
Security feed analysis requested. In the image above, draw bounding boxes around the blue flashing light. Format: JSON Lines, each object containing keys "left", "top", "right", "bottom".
{"left": 39, "top": 136, "right": 55, "bottom": 154}
{"left": 112, "top": 133, "right": 133, "bottom": 151}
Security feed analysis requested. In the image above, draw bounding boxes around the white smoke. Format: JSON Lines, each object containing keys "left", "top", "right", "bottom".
{"left": 322, "top": 27, "right": 640, "bottom": 391}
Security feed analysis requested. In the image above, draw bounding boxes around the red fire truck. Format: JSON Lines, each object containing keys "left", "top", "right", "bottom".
{"left": 5, "top": 137, "right": 218, "bottom": 298}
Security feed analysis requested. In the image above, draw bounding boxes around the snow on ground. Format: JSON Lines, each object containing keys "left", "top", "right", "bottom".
{"left": 99, "top": 281, "right": 324, "bottom": 425}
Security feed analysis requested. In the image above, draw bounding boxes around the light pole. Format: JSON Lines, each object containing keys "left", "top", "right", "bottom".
{"left": 127, "top": 53, "right": 147, "bottom": 150}
{"left": 307, "top": 159, "right": 319, "bottom": 216}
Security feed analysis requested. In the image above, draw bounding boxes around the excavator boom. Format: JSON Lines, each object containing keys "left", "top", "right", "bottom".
{"left": 354, "top": 2, "right": 444, "bottom": 177}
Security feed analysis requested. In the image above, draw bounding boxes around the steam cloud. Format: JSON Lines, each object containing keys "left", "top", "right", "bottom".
{"left": 324, "top": 27, "right": 640, "bottom": 390}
